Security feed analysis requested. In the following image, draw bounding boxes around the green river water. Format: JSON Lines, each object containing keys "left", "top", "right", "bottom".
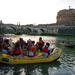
{"left": 0, "top": 34, "right": 75, "bottom": 75}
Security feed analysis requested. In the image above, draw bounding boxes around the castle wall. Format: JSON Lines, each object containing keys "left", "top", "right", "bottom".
{"left": 56, "top": 9, "right": 75, "bottom": 26}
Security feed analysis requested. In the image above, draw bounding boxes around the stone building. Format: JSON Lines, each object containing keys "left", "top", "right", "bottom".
{"left": 56, "top": 9, "right": 75, "bottom": 26}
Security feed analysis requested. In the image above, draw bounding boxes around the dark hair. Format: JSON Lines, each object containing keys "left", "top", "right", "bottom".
{"left": 39, "top": 37, "right": 42, "bottom": 40}
{"left": 20, "top": 38, "right": 23, "bottom": 41}
{"left": 32, "top": 41, "right": 35, "bottom": 44}
{"left": 4, "top": 39, "right": 9, "bottom": 44}
{"left": 46, "top": 43, "right": 50, "bottom": 46}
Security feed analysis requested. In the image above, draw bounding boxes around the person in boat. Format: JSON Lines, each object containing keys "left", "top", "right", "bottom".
{"left": 27, "top": 39, "right": 31, "bottom": 44}
{"left": 22, "top": 43, "right": 28, "bottom": 56}
{"left": 0, "top": 37, "right": 13, "bottom": 55}
{"left": 36, "top": 37, "right": 44, "bottom": 51}
{"left": 27, "top": 39, "right": 32, "bottom": 50}
{"left": 13, "top": 41, "right": 22, "bottom": 56}
{"left": 19, "top": 38, "right": 26, "bottom": 49}
{"left": 2, "top": 39, "right": 10, "bottom": 54}
{"left": 27, "top": 41, "right": 36, "bottom": 57}
{"left": 66, "top": 40, "right": 70, "bottom": 44}
{"left": 13, "top": 38, "right": 27, "bottom": 56}
{"left": 62, "top": 40, "right": 70, "bottom": 44}
{"left": 0, "top": 37, "right": 4, "bottom": 53}
{"left": 19, "top": 38, "right": 27, "bottom": 55}
{"left": 0, "top": 42, "right": 2, "bottom": 53}
{"left": 9, "top": 39, "right": 14, "bottom": 48}
{"left": 42, "top": 42, "right": 51, "bottom": 57}
{"left": 62, "top": 40, "right": 65, "bottom": 43}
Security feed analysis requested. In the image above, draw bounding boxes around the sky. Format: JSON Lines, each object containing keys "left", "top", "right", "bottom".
{"left": 0, "top": 0, "right": 75, "bottom": 25}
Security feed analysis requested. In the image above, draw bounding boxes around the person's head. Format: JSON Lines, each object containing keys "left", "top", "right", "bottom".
{"left": 32, "top": 41, "right": 35, "bottom": 45}
{"left": 0, "top": 36, "right": 3, "bottom": 41}
{"left": 27, "top": 39, "right": 31, "bottom": 43}
{"left": 39, "top": 37, "right": 42, "bottom": 41}
{"left": 19, "top": 38, "right": 23, "bottom": 42}
{"left": 4, "top": 39, "right": 9, "bottom": 44}
{"left": 46, "top": 43, "right": 50, "bottom": 47}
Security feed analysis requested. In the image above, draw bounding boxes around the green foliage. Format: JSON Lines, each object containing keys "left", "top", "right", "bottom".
{"left": 40, "top": 33, "right": 75, "bottom": 37}
{"left": 0, "top": 27, "right": 4, "bottom": 34}
{"left": 26, "top": 24, "right": 33, "bottom": 26}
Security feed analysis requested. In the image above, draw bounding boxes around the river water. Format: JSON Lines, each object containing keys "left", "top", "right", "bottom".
{"left": 0, "top": 34, "right": 75, "bottom": 75}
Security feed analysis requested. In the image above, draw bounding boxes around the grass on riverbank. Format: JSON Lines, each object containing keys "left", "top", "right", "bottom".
{"left": 1, "top": 33, "right": 75, "bottom": 37}
{"left": 28, "top": 33, "right": 75, "bottom": 37}
{"left": 42, "top": 33, "right": 75, "bottom": 37}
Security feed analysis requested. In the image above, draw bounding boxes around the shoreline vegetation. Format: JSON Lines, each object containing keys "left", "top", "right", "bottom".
{"left": 28, "top": 33, "right": 75, "bottom": 37}
{"left": 1, "top": 33, "right": 75, "bottom": 37}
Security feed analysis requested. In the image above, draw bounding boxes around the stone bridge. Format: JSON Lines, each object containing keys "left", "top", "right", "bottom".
{"left": 1, "top": 24, "right": 75, "bottom": 35}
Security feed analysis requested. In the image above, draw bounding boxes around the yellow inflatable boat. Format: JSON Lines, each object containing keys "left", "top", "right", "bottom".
{"left": 0, "top": 47, "right": 62, "bottom": 64}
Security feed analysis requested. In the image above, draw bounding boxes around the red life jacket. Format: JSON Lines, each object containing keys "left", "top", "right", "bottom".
{"left": 39, "top": 42, "right": 44, "bottom": 48}
{"left": 14, "top": 49, "right": 21, "bottom": 55}
{"left": 39, "top": 40, "right": 43, "bottom": 43}
{"left": 43, "top": 47, "right": 48, "bottom": 53}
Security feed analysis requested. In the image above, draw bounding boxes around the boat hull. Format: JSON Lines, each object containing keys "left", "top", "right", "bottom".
{"left": 60, "top": 43, "right": 74, "bottom": 48}
{"left": 0, "top": 48, "right": 62, "bottom": 64}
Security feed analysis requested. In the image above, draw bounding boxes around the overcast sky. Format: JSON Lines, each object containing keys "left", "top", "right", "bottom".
{"left": 0, "top": 0, "right": 75, "bottom": 25}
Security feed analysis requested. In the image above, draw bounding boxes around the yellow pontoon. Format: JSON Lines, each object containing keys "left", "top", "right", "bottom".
{"left": 0, "top": 47, "right": 62, "bottom": 64}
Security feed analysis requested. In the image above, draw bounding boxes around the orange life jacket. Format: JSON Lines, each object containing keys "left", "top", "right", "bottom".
{"left": 28, "top": 46, "right": 36, "bottom": 57}
{"left": 28, "top": 46, "right": 35, "bottom": 51}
